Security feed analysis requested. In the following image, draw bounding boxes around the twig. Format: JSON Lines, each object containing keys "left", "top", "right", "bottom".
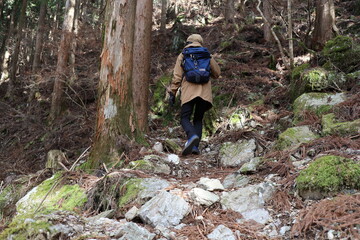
{"left": 69, "top": 146, "right": 91, "bottom": 171}
{"left": 59, "top": 162, "right": 70, "bottom": 171}
{"left": 256, "top": 0, "right": 290, "bottom": 69}
{"left": 34, "top": 178, "right": 61, "bottom": 213}
{"left": 103, "top": 163, "right": 109, "bottom": 173}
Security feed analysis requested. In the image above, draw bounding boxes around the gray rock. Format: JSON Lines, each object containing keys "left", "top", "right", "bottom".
{"left": 129, "top": 155, "right": 171, "bottom": 175}
{"left": 240, "top": 208, "right": 271, "bottom": 224}
{"left": 219, "top": 139, "right": 256, "bottom": 167}
{"left": 138, "top": 178, "right": 171, "bottom": 201}
{"left": 138, "top": 191, "right": 190, "bottom": 227}
{"left": 222, "top": 173, "right": 250, "bottom": 189}
{"left": 221, "top": 182, "right": 276, "bottom": 213}
{"left": 153, "top": 142, "right": 164, "bottom": 153}
{"left": 115, "top": 222, "right": 155, "bottom": 240}
{"left": 280, "top": 226, "right": 291, "bottom": 235}
{"left": 124, "top": 206, "right": 138, "bottom": 221}
{"left": 197, "top": 177, "right": 224, "bottom": 191}
{"left": 165, "top": 154, "right": 180, "bottom": 165}
{"left": 46, "top": 150, "right": 67, "bottom": 171}
{"left": 207, "top": 225, "right": 236, "bottom": 240}
{"left": 189, "top": 188, "right": 220, "bottom": 206}
{"left": 275, "top": 125, "right": 319, "bottom": 150}
{"left": 87, "top": 210, "right": 115, "bottom": 221}
{"left": 238, "top": 157, "right": 262, "bottom": 173}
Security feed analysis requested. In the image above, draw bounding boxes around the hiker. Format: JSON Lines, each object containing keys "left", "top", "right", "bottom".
{"left": 168, "top": 33, "right": 221, "bottom": 156}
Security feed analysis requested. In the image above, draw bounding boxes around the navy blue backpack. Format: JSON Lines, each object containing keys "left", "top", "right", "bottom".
{"left": 182, "top": 47, "right": 211, "bottom": 84}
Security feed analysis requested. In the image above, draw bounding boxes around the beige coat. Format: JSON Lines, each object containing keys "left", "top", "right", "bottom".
{"left": 170, "top": 42, "right": 221, "bottom": 106}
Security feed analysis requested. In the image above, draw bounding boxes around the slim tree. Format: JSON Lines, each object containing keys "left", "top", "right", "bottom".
{"left": 263, "top": 0, "right": 272, "bottom": 42}
{"left": 133, "top": 0, "right": 152, "bottom": 132}
{"left": 160, "top": 0, "right": 166, "bottom": 32}
{"left": 88, "top": 0, "right": 151, "bottom": 169}
{"left": 7, "top": 0, "right": 27, "bottom": 96}
{"left": 311, "top": 0, "right": 337, "bottom": 50}
{"left": 32, "top": 0, "right": 48, "bottom": 72}
{"left": 50, "top": 0, "right": 76, "bottom": 121}
{"left": 225, "top": 0, "right": 235, "bottom": 23}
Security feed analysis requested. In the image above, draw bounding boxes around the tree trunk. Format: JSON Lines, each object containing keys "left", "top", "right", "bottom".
{"left": 225, "top": 0, "right": 235, "bottom": 23}
{"left": 50, "top": 0, "right": 76, "bottom": 121}
{"left": 160, "top": 0, "right": 167, "bottom": 32}
{"left": 69, "top": 0, "right": 80, "bottom": 85}
{"left": 133, "top": 0, "right": 152, "bottom": 132}
{"left": 311, "top": 0, "right": 336, "bottom": 50}
{"left": 263, "top": 0, "right": 273, "bottom": 42}
{"left": 32, "top": 0, "right": 47, "bottom": 72}
{"left": 6, "top": 0, "right": 27, "bottom": 97}
{"left": 288, "top": 0, "right": 294, "bottom": 68}
{"left": 87, "top": 0, "right": 142, "bottom": 169}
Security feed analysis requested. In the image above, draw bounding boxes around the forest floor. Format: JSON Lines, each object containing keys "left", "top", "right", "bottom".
{"left": 1, "top": 1, "right": 360, "bottom": 239}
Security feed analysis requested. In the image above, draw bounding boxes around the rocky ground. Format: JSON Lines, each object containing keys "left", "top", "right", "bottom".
{"left": 1, "top": 2, "right": 360, "bottom": 239}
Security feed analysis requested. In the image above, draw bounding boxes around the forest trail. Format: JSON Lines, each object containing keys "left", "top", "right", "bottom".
{"left": 1, "top": 1, "right": 360, "bottom": 239}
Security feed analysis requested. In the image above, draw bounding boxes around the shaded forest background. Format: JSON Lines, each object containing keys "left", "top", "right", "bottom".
{"left": 0, "top": 0, "right": 359, "bottom": 181}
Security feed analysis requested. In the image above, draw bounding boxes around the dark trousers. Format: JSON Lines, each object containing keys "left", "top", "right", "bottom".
{"left": 180, "top": 97, "right": 212, "bottom": 146}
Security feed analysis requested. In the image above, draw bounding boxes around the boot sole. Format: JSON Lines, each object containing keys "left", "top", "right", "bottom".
{"left": 182, "top": 136, "right": 200, "bottom": 156}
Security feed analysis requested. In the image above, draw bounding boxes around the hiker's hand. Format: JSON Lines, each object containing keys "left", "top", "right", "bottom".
{"left": 168, "top": 92, "right": 175, "bottom": 106}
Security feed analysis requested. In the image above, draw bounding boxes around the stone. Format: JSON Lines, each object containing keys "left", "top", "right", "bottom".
{"left": 280, "top": 226, "right": 291, "bottom": 235}
{"left": 219, "top": 139, "right": 256, "bottom": 167}
{"left": 163, "top": 139, "right": 182, "bottom": 153}
{"left": 138, "top": 191, "right": 190, "bottom": 227}
{"left": 115, "top": 222, "right": 155, "bottom": 240}
{"left": 293, "top": 92, "right": 346, "bottom": 120}
{"left": 128, "top": 155, "right": 171, "bottom": 175}
{"left": 207, "top": 225, "right": 236, "bottom": 240}
{"left": 238, "top": 157, "right": 262, "bottom": 173}
{"left": 275, "top": 126, "right": 319, "bottom": 150}
{"left": 197, "top": 177, "right": 224, "bottom": 191}
{"left": 222, "top": 173, "right": 250, "bottom": 189}
{"left": 125, "top": 206, "right": 139, "bottom": 221}
{"left": 153, "top": 142, "right": 164, "bottom": 153}
{"left": 138, "top": 178, "right": 171, "bottom": 202}
{"left": 189, "top": 188, "right": 220, "bottom": 206}
{"left": 221, "top": 182, "right": 276, "bottom": 213}
{"left": 46, "top": 150, "right": 67, "bottom": 171}
{"left": 165, "top": 154, "right": 180, "bottom": 165}
{"left": 16, "top": 174, "right": 87, "bottom": 215}
{"left": 240, "top": 208, "right": 272, "bottom": 224}
{"left": 87, "top": 210, "right": 115, "bottom": 221}
{"left": 322, "top": 113, "right": 360, "bottom": 136}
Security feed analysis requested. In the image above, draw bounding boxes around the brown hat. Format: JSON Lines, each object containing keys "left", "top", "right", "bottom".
{"left": 186, "top": 34, "right": 203, "bottom": 44}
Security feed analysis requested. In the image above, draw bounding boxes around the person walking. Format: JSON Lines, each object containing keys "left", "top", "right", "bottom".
{"left": 168, "top": 34, "right": 221, "bottom": 156}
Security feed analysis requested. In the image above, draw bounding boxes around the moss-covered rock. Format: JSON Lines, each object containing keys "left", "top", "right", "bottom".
{"left": 118, "top": 178, "right": 144, "bottom": 208}
{"left": 0, "top": 213, "right": 52, "bottom": 240}
{"left": 275, "top": 126, "right": 319, "bottom": 150}
{"left": 322, "top": 113, "right": 360, "bottom": 136}
{"left": 293, "top": 92, "right": 346, "bottom": 121}
{"left": 296, "top": 155, "right": 360, "bottom": 199}
{"left": 127, "top": 155, "right": 171, "bottom": 175}
{"left": 321, "top": 35, "right": 360, "bottom": 73}
{"left": 290, "top": 66, "right": 348, "bottom": 101}
{"left": 16, "top": 173, "right": 87, "bottom": 215}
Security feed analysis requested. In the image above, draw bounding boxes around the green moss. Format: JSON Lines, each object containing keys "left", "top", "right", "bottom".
{"left": 296, "top": 155, "right": 360, "bottom": 194}
{"left": 322, "top": 113, "right": 360, "bottom": 136}
{"left": 118, "top": 178, "right": 143, "bottom": 208}
{"left": 128, "top": 159, "right": 154, "bottom": 171}
{"left": 16, "top": 173, "right": 87, "bottom": 215}
{"left": 0, "top": 213, "right": 51, "bottom": 240}
{"left": 290, "top": 64, "right": 312, "bottom": 101}
{"left": 275, "top": 126, "right": 319, "bottom": 150}
{"left": 321, "top": 36, "right": 360, "bottom": 73}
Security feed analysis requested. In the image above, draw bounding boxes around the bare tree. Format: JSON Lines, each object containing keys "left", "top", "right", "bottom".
{"left": 32, "top": 0, "right": 48, "bottom": 72}
{"left": 263, "top": 0, "right": 273, "bottom": 42}
{"left": 7, "top": 0, "right": 28, "bottom": 96}
{"left": 160, "top": 0, "right": 167, "bottom": 32}
{"left": 133, "top": 0, "right": 152, "bottom": 132}
{"left": 50, "top": 0, "right": 76, "bottom": 121}
{"left": 311, "top": 0, "right": 337, "bottom": 50}
{"left": 225, "top": 0, "right": 235, "bottom": 23}
{"left": 88, "top": 0, "right": 152, "bottom": 169}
